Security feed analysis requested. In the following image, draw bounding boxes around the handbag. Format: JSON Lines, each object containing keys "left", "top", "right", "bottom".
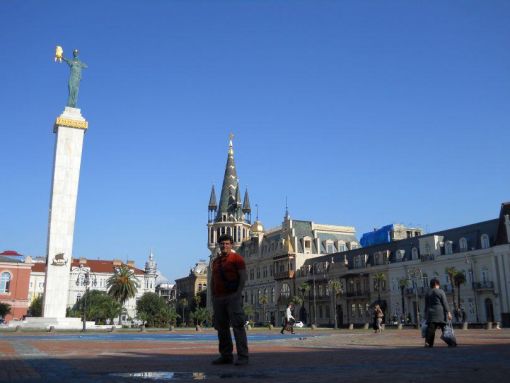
{"left": 440, "top": 320, "right": 457, "bottom": 347}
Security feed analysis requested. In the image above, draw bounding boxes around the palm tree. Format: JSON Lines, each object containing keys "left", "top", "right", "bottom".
{"left": 445, "top": 266, "right": 459, "bottom": 309}
{"left": 106, "top": 265, "right": 139, "bottom": 324}
{"left": 373, "top": 272, "right": 386, "bottom": 302}
{"left": 259, "top": 294, "right": 269, "bottom": 323}
{"left": 328, "top": 279, "right": 343, "bottom": 329}
{"left": 178, "top": 298, "right": 188, "bottom": 326}
{"left": 299, "top": 282, "right": 311, "bottom": 324}
{"left": 454, "top": 271, "right": 466, "bottom": 311}
{"left": 398, "top": 278, "right": 408, "bottom": 321}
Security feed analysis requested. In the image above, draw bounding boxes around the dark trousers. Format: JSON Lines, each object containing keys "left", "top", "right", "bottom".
{"left": 213, "top": 295, "right": 249, "bottom": 359}
{"left": 281, "top": 319, "right": 294, "bottom": 333}
{"left": 425, "top": 322, "right": 446, "bottom": 346}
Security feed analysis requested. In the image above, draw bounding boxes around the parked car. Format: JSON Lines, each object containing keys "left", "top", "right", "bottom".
{"left": 294, "top": 321, "right": 304, "bottom": 328}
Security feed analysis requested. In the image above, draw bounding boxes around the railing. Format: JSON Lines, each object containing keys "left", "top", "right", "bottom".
{"left": 273, "top": 270, "right": 295, "bottom": 280}
{"left": 473, "top": 281, "right": 494, "bottom": 290}
{"left": 420, "top": 254, "right": 435, "bottom": 262}
{"left": 346, "top": 290, "right": 370, "bottom": 298}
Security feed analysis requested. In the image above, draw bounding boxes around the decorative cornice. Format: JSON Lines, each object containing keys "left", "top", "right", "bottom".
{"left": 54, "top": 117, "right": 88, "bottom": 130}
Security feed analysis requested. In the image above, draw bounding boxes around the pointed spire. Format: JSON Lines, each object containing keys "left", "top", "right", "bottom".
{"left": 235, "top": 181, "right": 242, "bottom": 206}
{"left": 284, "top": 196, "right": 290, "bottom": 219}
{"left": 242, "top": 188, "right": 251, "bottom": 213}
{"left": 216, "top": 134, "right": 239, "bottom": 221}
{"left": 208, "top": 185, "right": 217, "bottom": 210}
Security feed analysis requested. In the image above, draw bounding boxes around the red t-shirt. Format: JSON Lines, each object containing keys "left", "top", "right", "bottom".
{"left": 212, "top": 251, "right": 246, "bottom": 297}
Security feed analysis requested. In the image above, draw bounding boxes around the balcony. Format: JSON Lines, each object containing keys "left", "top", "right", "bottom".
{"left": 346, "top": 290, "right": 370, "bottom": 299}
{"left": 274, "top": 270, "right": 295, "bottom": 280}
{"left": 405, "top": 287, "right": 428, "bottom": 296}
{"left": 420, "top": 254, "right": 435, "bottom": 262}
{"left": 473, "top": 281, "right": 494, "bottom": 290}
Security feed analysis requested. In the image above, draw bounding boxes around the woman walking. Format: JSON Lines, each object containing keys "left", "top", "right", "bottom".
{"left": 424, "top": 278, "right": 453, "bottom": 347}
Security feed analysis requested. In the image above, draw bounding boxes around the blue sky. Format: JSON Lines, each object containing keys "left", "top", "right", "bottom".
{"left": 1, "top": 1, "right": 509, "bottom": 282}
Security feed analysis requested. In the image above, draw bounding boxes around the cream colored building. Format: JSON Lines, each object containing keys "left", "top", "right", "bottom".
{"left": 296, "top": 202, "right": 510, "bottom": 327}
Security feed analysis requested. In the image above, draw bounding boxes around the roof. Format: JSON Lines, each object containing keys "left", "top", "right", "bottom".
{"left": 0, "top": 250, "right": 23, "bottom": 256}
{"left": 31, "top": 259, "right": 145, "bottom": 275}
{"left": 0, "top": 255, "right": 24, "bottom": 264}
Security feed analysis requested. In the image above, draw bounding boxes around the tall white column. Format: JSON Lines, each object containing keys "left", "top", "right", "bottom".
{"left": 43, "top": 107, "right": 88, "bottom": 318}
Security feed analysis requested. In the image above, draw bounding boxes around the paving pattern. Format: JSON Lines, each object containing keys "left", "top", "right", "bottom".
{"left": 1, "top": 328, "right": 509, "bottom": 382}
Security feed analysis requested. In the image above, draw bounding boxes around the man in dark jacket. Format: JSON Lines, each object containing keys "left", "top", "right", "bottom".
{"left": 424, "top": 278, "right": 453, "bottom": 347}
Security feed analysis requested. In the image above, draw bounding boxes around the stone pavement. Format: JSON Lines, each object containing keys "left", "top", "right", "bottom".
{"left": 1, "top": 328, "right": 509, "bottom": 382}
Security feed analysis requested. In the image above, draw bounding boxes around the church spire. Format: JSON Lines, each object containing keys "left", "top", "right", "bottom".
{"left": 242, "top": 188, "right": 251, "bottom": 213}
{"left": 208, "top": 185, "right": 217, "bottom": 211}
{"left": 216, "top": 134, "right": 238, "bottom": 222}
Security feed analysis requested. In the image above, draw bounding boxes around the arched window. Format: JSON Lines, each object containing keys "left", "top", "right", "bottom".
{"left": 459, "top": 237, "right": 468, "bottom": 252}
{"left": 481, "top": 234, "right": 490, "bottom": 249}
{"left": 0, "top": 272, "right": 11, "bottom": 293}
{"left": 411, "top": 247, "right": 419, "bottom": 260}
{"left": 445, "top": 241, "right": 453, "bottom": 255}
{"left": 281, "top": 283, "right": 291, "bottom": 298}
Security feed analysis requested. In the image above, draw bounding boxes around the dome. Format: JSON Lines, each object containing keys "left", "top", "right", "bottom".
{"left": 251, "top": 220, "right": 264, "bottom": 234}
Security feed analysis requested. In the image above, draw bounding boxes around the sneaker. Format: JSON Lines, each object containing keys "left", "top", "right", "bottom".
{"left": 211, "top": 356, "right": 234, "bottom": 365}
{"left": 280, "top": 330, "right": 284, "bottom": 334}
{"left": 235, "top": 357, "right": 249, "bottom": 366}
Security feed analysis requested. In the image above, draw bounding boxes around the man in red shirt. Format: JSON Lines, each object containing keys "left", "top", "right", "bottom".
{"left": 211, "top": 234, "right": 249, "bottom": 365}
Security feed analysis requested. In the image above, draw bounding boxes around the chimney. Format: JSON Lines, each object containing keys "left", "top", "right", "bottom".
{"left": 113, "top": 259, "right": 122, "bottom": 266}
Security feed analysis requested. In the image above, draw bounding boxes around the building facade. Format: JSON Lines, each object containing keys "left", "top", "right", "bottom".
{"left": 29, "top": 253, "right": 158, "bottom": 321}
{"left": 295, "top": 203, "right": 510, "bottom": 327}
{"left": 0, "top": 253, "right": 32, "bottom": 321}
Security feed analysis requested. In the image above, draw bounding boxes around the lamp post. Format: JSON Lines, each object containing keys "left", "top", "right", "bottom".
{"left": 407, "top": 267, "right": 422, "bottom": 326}
{"left": 77, "top": 265, "right": 95, "bottom": 332}
{"left": 465, "top": 255, "right": 479, "bottom": 323}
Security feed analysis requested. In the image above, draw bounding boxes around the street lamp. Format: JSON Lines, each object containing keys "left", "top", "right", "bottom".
{"left": 407, "top": 267, "right": 422, "bottom": 326}
{"left": 77, "top": 265, "right": 95, "bottom": 332}
{"left": 465, "top": 255, "right": 479, "bottom": 323}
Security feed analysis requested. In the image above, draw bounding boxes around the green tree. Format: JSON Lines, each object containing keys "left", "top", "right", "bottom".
{"left": 106, "top": 265, "right": 139, "bottom": 324}
{"left": 398, "top": 278, "right": 408, "bottom": 320}
{"left": 445, "top": 266, "right": 459, "bottom": 309}
{"left": 136, "top": 292, "right": 174, "bottom": 327}
{"left": 178, "top": 298, "right": 188, "bottom": 326}
{"left": 299, "top": 282, "right": 311, "bottom": 324}
{"left": 244, "top": 304, "right": 254, "bottom": 322}
{"left": 29, "top": 295, "right": 43, "bottom": 317}
{"left": 328, "top": 279, "right": 343, "bottom": 329}
{"left": 454, "top": 271, "right": 467, "bottom": 311}
{"left": 70, "top": 290, "right": 122, "bottom": 325}
{"left": 259, "top": 294, "right": 269, "bottom": 322}
{"left": 190, "top": 307, "right": 211, "bottom": 326}
{"left": 373, "top": 272, "right": 386, "bottom": 302}
{"left": 0, "top": 302, "right": 11, "bottom": 319}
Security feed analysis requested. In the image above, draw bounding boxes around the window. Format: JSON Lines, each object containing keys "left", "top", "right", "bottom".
{"left": 326, "top": 241, "right": 335, "bottom": 254}
{"left": 411, "top": 247, "right": 419, "bottom": 260}
{"left": 249, "top": 269, "right": 254, "bottom": 280}
{"left": 280, "top": 283, "right": 291, "bottom": 298}
{"left": 303, "top": 238, "right": 312, "bottom": 254}
{"left": 263, "top": 266, "right": 268, "bottom": 278}
{"left": 459, "top": 237, "right": 468, "bottom": 252}
{"left": 0, "top": 271, "right": 11, "bottom": 293}
{"left": 445, "top": 241, "right": 453, "bottom": 255}
{"left": 396, "top": 250, "right": 405, "bottom": 261}
{"left": 271, "top": 287, "right": 275, "bottom": 303}
{"left": 338, "top": 241, "right": 347, "bottom": 252}
{"left": 481, "top": 234, "right": 490, "bottom": 249}
{"left": 76, "top": 293, "right": 81, "bottom": 303}
{"left": 256, "top": 268, "right": 260, "bottom": 279}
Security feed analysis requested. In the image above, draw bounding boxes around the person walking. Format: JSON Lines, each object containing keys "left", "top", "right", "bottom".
{"left": 373, "top": 304, "right": 384, "bottom": 333}
{"left": 424, "top": 278, "right": 453, "bottom": 347}
{"left": 280, "top": 303, "right": 295, "bottom": 334}
{"left": 211, "top": 234, "right": 249, "bottom": 365}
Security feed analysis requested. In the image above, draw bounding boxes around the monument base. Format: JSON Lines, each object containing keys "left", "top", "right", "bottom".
{"left": 8, "top": 317, "right": 96, "bottom": 330}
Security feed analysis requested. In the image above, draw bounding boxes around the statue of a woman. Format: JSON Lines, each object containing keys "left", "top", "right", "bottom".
{"left": 61, "top": 49, "right": 88, "bottom": 108}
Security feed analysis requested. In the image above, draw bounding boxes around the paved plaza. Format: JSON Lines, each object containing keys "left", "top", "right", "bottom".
{"left": 1, "top": 328, "right": 509, "bottom": 382}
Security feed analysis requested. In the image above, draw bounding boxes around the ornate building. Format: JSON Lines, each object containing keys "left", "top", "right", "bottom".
{"left": 296, "top": 202, "right": 510, "bottom": 328}
{"left": 29, "top": 252, "right": 158, "bottom": 322}
{"left": 206, "top": 136, "right": 359, "bottom": 325}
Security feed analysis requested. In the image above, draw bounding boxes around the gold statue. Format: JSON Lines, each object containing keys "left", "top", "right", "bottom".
{"left": 55, "top": 45, "right": 63, "bottom": 62}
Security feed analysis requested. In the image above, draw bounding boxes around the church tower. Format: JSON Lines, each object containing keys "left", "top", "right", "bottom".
{"left": 206, "top": 135, "right": 252, "bottom": 307}
{"left": 207, "top": 134, "right": 252, "bottom": 253}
